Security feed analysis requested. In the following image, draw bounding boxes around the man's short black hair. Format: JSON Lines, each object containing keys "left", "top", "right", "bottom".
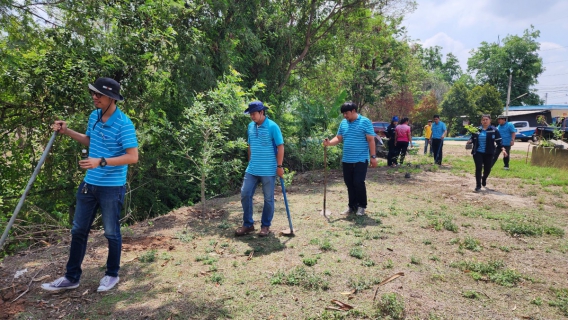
{"left": 340, "top": 102, "right": 357, "bottom": 113}
{"left": 433, "top": 115, "right": 440, "bottom": 119}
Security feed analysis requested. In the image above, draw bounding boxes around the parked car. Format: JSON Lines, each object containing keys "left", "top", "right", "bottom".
{"left": 510, "top": 121, "right": 537, "bottom": 142}
{"left": 372, "top": 121, "right": 389, "bottom": 137}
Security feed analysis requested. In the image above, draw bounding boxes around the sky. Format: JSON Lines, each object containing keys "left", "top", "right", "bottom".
{"left": 402, "top": 0, "right": 568, "bottom": 105}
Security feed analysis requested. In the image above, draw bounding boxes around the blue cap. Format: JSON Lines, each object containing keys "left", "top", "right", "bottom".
{"left": 392, "top": 116, "right": 399, "bottom": 122}
{"left": 244, "top": 101, "right": 268, "bottom": 114}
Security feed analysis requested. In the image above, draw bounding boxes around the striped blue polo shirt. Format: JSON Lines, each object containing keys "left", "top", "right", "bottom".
{"left": 84, "top": 107, "right": 138, "bottom": 186}
{"left": 431, "top": 121, "right": 447, "bottom": 139}
{"left": 337, "top": 114, "right": 375, "bottom": 163}
{"left": 246, "top": 117, "right": 284, "bottom": 176}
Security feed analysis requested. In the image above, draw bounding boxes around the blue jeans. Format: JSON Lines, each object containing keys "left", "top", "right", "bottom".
{"left": 65, "top": 181, "right": 125, "bottom": 283}
{"left": 240, "top": 173, "right": 275, "bottom": 228}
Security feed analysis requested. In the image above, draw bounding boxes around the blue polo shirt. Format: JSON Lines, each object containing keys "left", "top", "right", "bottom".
{"left": 497, "top": 122, "right": 516, "bottom": 146}
{"left": 337, "top": 115, "right": 375, "bottom": 163}
{"left": 85, "top": 108, "right": 138, "bottom": 186}
{"left": 246, "top": 117, "right": 284, "bottom": 176}
{"left": 431, "top": 121, "right": 447, "bottom": 139}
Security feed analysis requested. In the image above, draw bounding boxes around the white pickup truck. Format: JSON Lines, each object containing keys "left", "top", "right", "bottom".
{"left": 510, "top": 121, "right": 537, "bottom": 142}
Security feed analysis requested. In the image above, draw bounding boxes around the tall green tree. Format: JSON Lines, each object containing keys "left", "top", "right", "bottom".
{"left": 440, "top": 82, "right": 474, "bottom": 136}
{"left": 471, "top": 84, "right": 502, "bottom": 120}
{"left": 467, "top": 27, "right": 544, "bottom": 106}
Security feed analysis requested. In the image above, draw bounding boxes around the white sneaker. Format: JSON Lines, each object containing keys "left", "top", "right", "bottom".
{"left": 341, "top": 207, "right": 354, "bottom": 215}
{"left": 97, "top": 275, "right": 119, "bottom": 292}
{"left": 41, "top": 277, "right": 80, "bottom": 291}
{"left": 356, "top": 207, "right": 366, "bottom": 216}
{"left": 503, "top": 167, "right": 509, "bottom": 170}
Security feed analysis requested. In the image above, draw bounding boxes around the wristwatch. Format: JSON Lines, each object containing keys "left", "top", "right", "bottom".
{"left": 100, "top": 157, "right": 107, "bottom": 167}
{"left": 371, "top": 155, "right": 377, "bottom": 159}
{"left": 277, "top": 165, "right": 283, "bottom": 168}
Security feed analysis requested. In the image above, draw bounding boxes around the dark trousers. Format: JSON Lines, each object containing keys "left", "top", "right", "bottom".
{"left": 473, "top": 152, "right": 493, "bottom": 188}
{"left": 423, "top": 138, "right": 432, "bottom": 155}
{"left": 431, "top": 139, "right": 443, "bottom": 165}
{"left": 492, "top": 146, "right": 511, "bottom": 168}
{"left": 387, "top": 142, "right": 399, "bottom": 166}
{"left": 342, "top": 161, "right": 368, "bottom": 210}
{"left": 396, "top": 141, "right": 409, "bottom": 164}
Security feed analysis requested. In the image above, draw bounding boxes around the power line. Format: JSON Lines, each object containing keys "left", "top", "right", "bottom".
{"left": 543, "top": 59, "right": 568, "bottom": 64}
{"left": 539, "top": 45, "right": 568, "bottom": 52}
{"left": 539, "top": 72, "right": 568, "bottom": 77}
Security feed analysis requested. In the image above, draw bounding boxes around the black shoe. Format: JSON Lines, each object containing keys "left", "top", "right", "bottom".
{"left": 481, "top": 178, "right": 486, "bottom": 187}
{"left": 474, "top": 187, "right": 481, "bottom": 192}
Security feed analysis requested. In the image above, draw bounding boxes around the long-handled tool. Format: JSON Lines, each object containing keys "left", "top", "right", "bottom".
{"left": 279, "top": 177, "right": 295, "bottom": 236}
{"left": 320, "top": 146, "right": 332, "bottom": 218}
{"left": 0, "top": 131, "right": 58, "bottom": 249}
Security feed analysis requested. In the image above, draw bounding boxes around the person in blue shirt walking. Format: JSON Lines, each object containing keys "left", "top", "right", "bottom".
{"left": 235, "top": 101, "right": 284, "bottom": 237}
{"left": 467, "top": 114, "right": 506, "bottom": 192}
{"left": 43, "top": 78, "right": 138, "bottom": 292}
{"left": 323, "top": 102, "right": 377, "bottom": 216}
{"left": 492, "top": 115, "right": 516, "bottom": 170}
{"left": 431, "top": 115, "right": 447, "bottom": 165}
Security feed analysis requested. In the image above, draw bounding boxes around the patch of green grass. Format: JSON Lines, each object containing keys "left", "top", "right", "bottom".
{"left": 549, "top": 288, "right": 568, "bottom": 316}
{"left": 462, "top": 290, "right": 480, "bottom": 299}
{"left": 430, "top": 256, "right": 440, "bottom": 262}
{"left": 208, "top": 272, "right": 224, "bottom": 284}
{"left": 349, "top": 247, "right": 365, "bottom": 259}
{"left": 410, "top": 256, "right": 421, "bottom": 265}
{"left": 139, "top": 249, "right": 156, "bottom": 263}
{"left": 175, "top": 230, "right": 194, "bottom": 243}
{"left": 217, "top": 220, "right": 231, "bottom": 229}
{"left": 270, "top": 267, "right": 329, "bottom": 290}
{"left": 501, "top": 220, "right": 565, "bottom": 237}
{"left": 195, "top": 255, "right": 218, "bottom": 265}
{"left": 302, "top": 256, "right": 319, "bottom": 267}
{"left": 450, "top": 259, "right": 524, "bottom": 287}
{"left": 499, "top": 246, "right": 510, "bottom": 252}
{"left": 462, "top": 236, "right": 482, "bottom": 252}
{"left": 382, "top": 259, "right": 394, "bottom": 269}
{"left": 348, "top": 276, "right": 379, "bottom": 291}
{"left": 362, "top": 259, "right": 375, "bottom": 267}
{"left": 375, "top": 293, "right": 405, "bottom": 320}
{"left": 531, "top": 297, "right": 543, "bottom": 306}
{"left": 423, "top": 239, "right": 432, "bottom": 245}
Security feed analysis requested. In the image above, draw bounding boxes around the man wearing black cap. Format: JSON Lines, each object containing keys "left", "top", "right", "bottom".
{"left": 493, "top": 115, "right": 516, "bottom": 170}
{"left": 43, "top": 78, "right": 138, "bottom": 292}
{"left": 235, "top": 101, "right": 284, "bottom": 237}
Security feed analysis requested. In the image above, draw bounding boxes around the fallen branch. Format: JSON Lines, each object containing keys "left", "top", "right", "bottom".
{"left": 372, "top": 272, "right": 405, "bottom": 301}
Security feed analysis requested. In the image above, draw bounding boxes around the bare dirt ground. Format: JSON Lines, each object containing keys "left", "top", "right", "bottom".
{"left": 1, "top": 145, "right": 567, "bottom": 319}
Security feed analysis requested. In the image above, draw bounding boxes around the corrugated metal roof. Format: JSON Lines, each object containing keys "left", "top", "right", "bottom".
{"left": 504, "top": 110, "right": 548, "bottom": 116}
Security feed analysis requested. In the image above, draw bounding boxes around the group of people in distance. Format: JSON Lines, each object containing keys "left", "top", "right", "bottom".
{"left": 39, "top": 76, "right": 515, "bottom": 294}
{"left": 386, "top": 114, "right": 448, "bottom": 168}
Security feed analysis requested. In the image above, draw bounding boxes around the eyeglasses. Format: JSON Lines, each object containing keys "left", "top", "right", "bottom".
{"left": 89, "top": 90, "right": 102, "bottom": 98}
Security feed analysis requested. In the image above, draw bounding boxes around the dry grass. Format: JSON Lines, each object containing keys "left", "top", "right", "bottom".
{"left": 1, "top": 145, "right": 568, "bottom": 319}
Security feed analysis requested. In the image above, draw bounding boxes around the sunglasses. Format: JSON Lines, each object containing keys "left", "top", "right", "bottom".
{"left": 89, "top": 90, "right": 103, "bottom": 98}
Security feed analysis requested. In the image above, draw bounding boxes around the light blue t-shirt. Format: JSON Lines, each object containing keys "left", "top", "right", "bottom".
{"left": 431, "top": 121, "right": 447, "bottom": 139}
{"left": 477, "top": 130, "right": 487, "bottom": 153}
{"left": 337, "top": 115, "right": 375, "bottom": 163}
{"left": 497, "top": 122, "right": 516, "bottom": 146}
{"left": 85, "top": 108, "right": 138, "bottom": 186}
{"left": 246, "top": 117, "right": 284, "bottom": 176}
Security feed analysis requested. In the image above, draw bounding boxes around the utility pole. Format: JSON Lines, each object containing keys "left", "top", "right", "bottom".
{"left": 505, "top": 73, "right": 512, "bottom": 121}
{"left": 545, "top": 92, "right": 548, "bottom": 105}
